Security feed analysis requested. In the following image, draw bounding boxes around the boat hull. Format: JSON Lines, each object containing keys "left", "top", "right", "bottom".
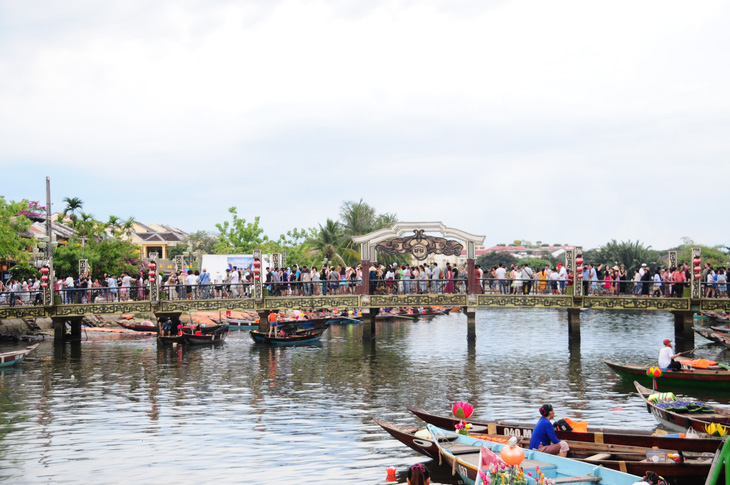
{"left": 605, "top": 360, "right": 730, "bottom": 389}
{"left": 0, "top": 344, "right": 39, "bottom": 367}
{"left": 407, "top": 406, "right": 722, "bottom": 453}
{"left": 634, "top": 381, "right": 730, "bottom": 434}
{"left": 250, "top": 327, "right": 327, "bottom": 346}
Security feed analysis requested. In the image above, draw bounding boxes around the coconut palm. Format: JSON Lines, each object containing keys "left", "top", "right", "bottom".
{"left": 306, "top": 219, "right": 357, "bottom": 266}
{"left": 122, "top": 216, "right": 137, "bottom": 238}
{"left": 61, "top": 196, "right": 83, "bottom": 231}
{"left": 106, "top": 215, "right": 122, "bottom": 238}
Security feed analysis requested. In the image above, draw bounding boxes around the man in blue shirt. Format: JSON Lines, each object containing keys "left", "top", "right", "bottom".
{"left": 528, "top": 404, "right": 569, "bottom": 457}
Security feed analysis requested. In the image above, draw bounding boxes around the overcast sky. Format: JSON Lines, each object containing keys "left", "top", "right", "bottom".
{"left": 2, "top": 0, "right": 728, "bottom": 250}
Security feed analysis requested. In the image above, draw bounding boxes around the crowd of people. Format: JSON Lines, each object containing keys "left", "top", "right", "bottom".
{"left": 2, "top": 259, "right": 730, "bottom": 306}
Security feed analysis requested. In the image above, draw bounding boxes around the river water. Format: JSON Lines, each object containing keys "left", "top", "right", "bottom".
{"left": 0, "top": 309, "right": 728, "bottom": 484}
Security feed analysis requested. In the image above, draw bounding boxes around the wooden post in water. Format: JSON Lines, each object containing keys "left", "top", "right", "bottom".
{"left": 567, "top": 308, "right": 581, "bottom": 342}
{"left": 361, "top": 307, "right": 376, "bottom": 340}
{"left": 465, "top": 307, "right": 476, "bottom": 342}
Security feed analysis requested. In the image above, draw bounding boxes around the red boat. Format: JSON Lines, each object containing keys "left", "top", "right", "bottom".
{"left": 116, "top": 320, "right": 157, "bottom": 332}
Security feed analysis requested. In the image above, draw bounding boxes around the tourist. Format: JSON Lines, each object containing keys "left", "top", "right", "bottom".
{"left": 641, "top": 266, "right": 653, "bottom": 297}
{"left": 717, "top": 268, "right": 727, "bottom": 298}
{"left": 430, "top": 262, "right": 441, "bottom": 293}
{"left": 406, "top": 463, "right": 431, "bottom": 485}
{"left": 311, "top": 266, "right": 320, "bottom": 295}
{"left": 229, "top": 266, "right": 240, "bottom": 297}
{"left": 267, "top": 311, "right": 278, "bottom": 338}
{"left": 198, "top": 268, "right": 211, "bottom": 299}
{"left": 671, "top": 266, "right": 685, "bottom": 297}
{"left": 658, "top": 339, "right": 681, "bottom": 370}
{"left": 495, "top": 263, "right": 507, "bottom": 294}
{"left": 166, "top": 272, "right": 178, "bottom": 300}
{"left": 529, "top": 404, "right": 569, "bottom": 457}
{"left": 520, "top": 263, "right": 533, "bottom": 295}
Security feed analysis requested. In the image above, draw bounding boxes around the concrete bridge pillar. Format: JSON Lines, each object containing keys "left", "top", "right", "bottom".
{"left": 361, "top": 308, "right": 376, "bottom": 341}
{"left": 51, "top": 316, "right": 84, "bottom": 342}
{"left": 567, "top": 308, "right": 581, "bottom": 342}
{"left": 466, "top": 308, "right": 476, "bottom": 342}
{"left": 257, "top": 310, "right": 272, "bottom": 333}
{"left": 672, "top": 311, "right": 694, "bottom": 339}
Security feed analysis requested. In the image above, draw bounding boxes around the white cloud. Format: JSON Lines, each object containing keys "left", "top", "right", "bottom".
{"left": 1, "top": 0, "right": 729, "bottom": 249}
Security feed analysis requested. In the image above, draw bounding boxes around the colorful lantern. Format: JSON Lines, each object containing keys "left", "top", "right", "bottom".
{"left": 646, "top": 367, "right": 663, "bottom": 378}
{"left": 452, "top": 401, "right": 474, "bottom": 420}
{"left": 500, "top": 437, "right": 525, "bottom": 466}
{"left": 148, "top": 262, "right": 156, "bottom": 270}
{"left": 385, "top": 467, "right": 397, "bottom": 481}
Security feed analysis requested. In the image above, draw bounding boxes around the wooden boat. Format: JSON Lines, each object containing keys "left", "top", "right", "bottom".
{"left": 705, "top": 436, "right": 730, "bottom": 485}
{"left": 407, "top": 406, "right": 723, "bottom": 453}
{"left": 0, "top": 344, "right": 39, "bottom": 367}
{"left": 635, "top": 381, "right": 730, "bottom": 435}
{"left": 375, "top": 419, "right": 715, "bottom": 484}
{"left": 427, "top": 424, "right": 642, "bottom": 485}
{"left": 250, "top": 326, "right": 328, "bottom": 345}
{"left": 711, "top": 326, "right": 730, "bottom": 335}
{"left": 182, "top": 325, "right": 228, "bottom": 345}
{"left": 116, "top": 320, "right": 157, "bottom": 332}
{"left": 702, "top": 311, "right": 730, "bottom": 324}
{"left": 212, "top": 318, "right": 259, "bottom": 330}
{"left": 604, "top": 360, "right": 730, "bottom": 389}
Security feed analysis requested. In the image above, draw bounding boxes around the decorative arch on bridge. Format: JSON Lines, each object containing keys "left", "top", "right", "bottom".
{"left": 351, "top": 222, "right": 485, "bottom": 295}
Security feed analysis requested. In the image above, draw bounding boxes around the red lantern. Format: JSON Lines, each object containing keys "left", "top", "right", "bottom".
{"left": 575, "top": 257, "right": 583, "bottom": 265}
{"left": 40, "top": 267, "right": 49, "bottom": 275}
{"left": 253, "top": 260, "right": 261, "bottom": 268}
{"left": 41, "top": 283, "right": 48, "bottom": 288}
{"left": 41, "top": 275, "right": 48, "bottom": 282}
{"left": 148, "top": 262, "right": 156, "bottom": 270}
{"left": 693, "top": 257, "right": 701, "bottom": 266}
{"left": 149, "top": 271, "right": 156, "bottom": 277}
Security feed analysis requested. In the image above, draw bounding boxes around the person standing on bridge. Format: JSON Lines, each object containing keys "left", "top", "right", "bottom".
{"left": 529, "top": 404, "right": 569, "bottom": 457}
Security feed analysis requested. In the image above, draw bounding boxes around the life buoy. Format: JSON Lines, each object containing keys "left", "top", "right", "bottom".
{"left": 120, "top": 314, "right": 134, "bottom": 320}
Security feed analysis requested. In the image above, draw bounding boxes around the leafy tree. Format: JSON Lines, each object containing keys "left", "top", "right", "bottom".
{"left": 520, "top": 258, "right": 553, "bottom": 270}
{"left": 476, "top": 251, "right": 519, "bottom": 270}
{"left": 106, "top": 215, "right": 122, "bottom": 237}
{"left": 121, "top": 216, "right": 137, "bottom": 238}
{"left": 214, "top": 207, "right": 268, "bottom": 253}
{"left": 674, "top": 242, "right": 730, "bottom": 269}
{"left": 591, "top": 239, "right": 662, "bottom": 273}
{"left": 0, "top": 197, "right": 34, "bottom": 263}
{"left": 53, "top": 238, "right": 143, "bottom": 280}
{"left": 265, "top": 227, "right": 317, "bottom": 267}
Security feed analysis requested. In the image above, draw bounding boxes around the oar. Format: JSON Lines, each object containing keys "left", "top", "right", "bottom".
{"left": 718, "top": 363, "right": 730, "bottom": 371}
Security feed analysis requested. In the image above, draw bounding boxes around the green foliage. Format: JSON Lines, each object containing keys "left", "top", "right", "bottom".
{"left": 476, "top": 251, "right": 518, "bottom": 269}
{"left": 520, "top": 258, "right": 553, "bottom": 270}
{"left": 52, "top": 239, "right": 143, "bottom": 280}
{"left": 0, "top": 197, "right": 33, "bottom": 262}
{"left": 675, "top": 242, "right": 730, "bottom": 269}
{"left": 9, "top": 261, "right": 38, "bottom": 282}
{"left": 590, "top": 239, "right": 662, "bottom": 273}
{"left": 306, "top": 219, "right": 355, "bottom": 266}
{"left": 214, "top": 207, "right": 269, "bottom": 253}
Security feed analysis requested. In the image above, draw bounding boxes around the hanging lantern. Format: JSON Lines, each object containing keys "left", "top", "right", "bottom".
{"left": 148, "top": 262, "right": 157, "bottom": 270}
{"left": 452, "top": 401, "right": 474, "bottom": 420}
{"left": 149, "top": 270, "right": 156, "bottom": 278}
{"left": 575, "top": 257, "right": 583, "bottom": 266}
{"left": 40, "top": 267, "right": 49, "bottom": 275}
{"left": 41, "top": 283, "right": 48, "bottom": 288}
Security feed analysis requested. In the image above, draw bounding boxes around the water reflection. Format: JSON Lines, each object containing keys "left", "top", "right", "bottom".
{"left": 0, "top": 309, "right": 727, "bottom": 484}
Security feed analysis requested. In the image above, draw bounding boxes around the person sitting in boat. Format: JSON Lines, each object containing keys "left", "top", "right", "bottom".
{"left": 529, "top": 404, "right": 569, "bottom": 457}
{"left": 407, "top": 463, "right": 430, "bottom": 485}
{"left": 161, "top": 317, "right": 172, "bottom": 336}
{"left": 658, "top": 339, "right": 681, "bottom": 370}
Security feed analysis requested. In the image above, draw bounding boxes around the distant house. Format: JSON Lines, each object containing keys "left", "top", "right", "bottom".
{"left": 126, "top": 223, "right": 189, "bottom": 259}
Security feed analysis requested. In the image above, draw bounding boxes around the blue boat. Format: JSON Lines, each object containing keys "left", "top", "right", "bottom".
{"left": 427, "top": 424, "right": 643, "bottom": 485}
{"left": 0, "top": 344, "right": 39, "bottom": 368}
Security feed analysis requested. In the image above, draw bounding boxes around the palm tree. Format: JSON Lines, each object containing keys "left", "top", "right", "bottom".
{"left": 122, "top": 216, "right": 137, "bottom": 238}
{"left": 306, "top": 219, "right": 357, "bottom": 266}
{"left": 62, "top": 196, "right": 83, "bottom": 231}
{"left": 106, "top": 215, "right": 122, "bottom": 238}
